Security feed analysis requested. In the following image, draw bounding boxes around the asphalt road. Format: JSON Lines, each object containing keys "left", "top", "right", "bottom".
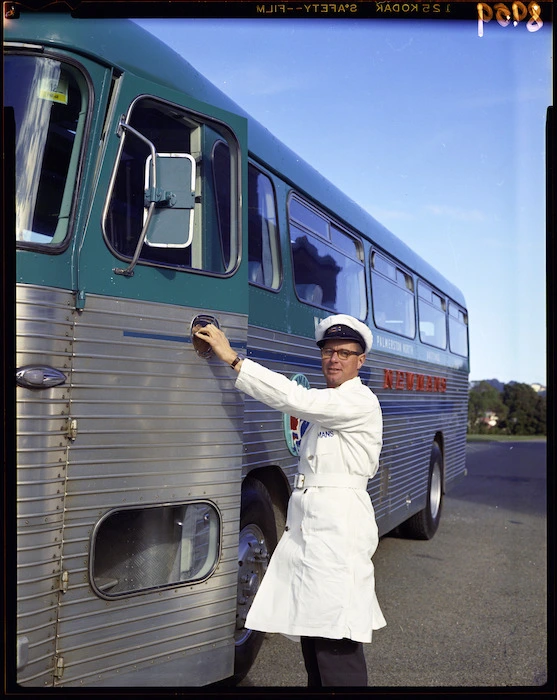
{"left": 237, "top": 440, "right": 548, "bottom": 690}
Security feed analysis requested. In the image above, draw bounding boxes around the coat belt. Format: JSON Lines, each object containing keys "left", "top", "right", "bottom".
{"left": 294, "top": 473, "right": 369, "bottom": 490}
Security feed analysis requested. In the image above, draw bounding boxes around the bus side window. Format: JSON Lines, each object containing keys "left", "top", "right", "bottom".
{"left": 289, "top": 196, "right": 366, "bottom": 319}
{"left": 418, "top": 281, "right": 447, "bottom": 349}
{"left": 449, "top": 302, "right": 469, "bottom": 357}
{"left": 371, "top": 251, "right": 416, "bottom": 338}
{"left": 104, "top": 97, "right": 239, "bottom": 275}
{"left": 247, "top": 164, "right": 281, "bottom": 289}
{"left": 8, "top": 55, "right": 89, "bottom": 248}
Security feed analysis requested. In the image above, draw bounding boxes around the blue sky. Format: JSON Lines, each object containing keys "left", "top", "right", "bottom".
{"left": 136, "top": 17, "right": 551, "bottom": 386}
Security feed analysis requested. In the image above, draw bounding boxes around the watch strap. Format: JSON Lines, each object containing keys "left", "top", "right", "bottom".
{"left": 230, "top": 355, "right": 243, "bottom": 369}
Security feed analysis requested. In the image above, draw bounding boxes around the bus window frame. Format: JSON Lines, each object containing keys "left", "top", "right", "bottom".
{"left": 417, "top": 278, "right": 448, "bottom": 350}
{"left": 448, "top": 300, "right": 469, "bottom": 358}
{"left": 89, "top": 499, "right": 222, "bottom": 600}
{"left": 288, "top": 192, "right": 367, "bottom": 320}
{"left": 370, "top": 249, "right": 417, "bottom": 340}
{"left": 246, "top": 161, "right": 283, "bottom": 292}
{"left": 8, "top": 49, "right": 94, "bottom": 254}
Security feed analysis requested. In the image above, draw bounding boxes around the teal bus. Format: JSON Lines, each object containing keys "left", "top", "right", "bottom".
{"left": 6, "top": 9, "right": 469, "bottom": 688}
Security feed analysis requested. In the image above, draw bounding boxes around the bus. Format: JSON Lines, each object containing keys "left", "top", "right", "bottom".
{"left": 6, "top": 9, "right": 469, "bottom": 688}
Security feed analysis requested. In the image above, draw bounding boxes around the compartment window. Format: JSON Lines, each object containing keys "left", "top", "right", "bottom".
{"left": 371, "top": 251, "right": 415, "bottom": 338}
{"left": 418, "top": 280, "right": 447, "bottom": 349}
{"left": 91, "top": 502, "right": 220, "bottom": 597}
{"left": 289, "top": 197, "right": 366, "bottom": 319}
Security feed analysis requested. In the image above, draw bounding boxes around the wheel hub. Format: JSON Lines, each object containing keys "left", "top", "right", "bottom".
{"left": 235, "top": 523, "right": 269, "bottom": 642}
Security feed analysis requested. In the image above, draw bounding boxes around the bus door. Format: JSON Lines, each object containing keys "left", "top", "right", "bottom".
{"left": 57, "top": 72, "right": 249, "bottom": 686}
{"left": 10, "top": 46, "right": 121, "bottom": 688}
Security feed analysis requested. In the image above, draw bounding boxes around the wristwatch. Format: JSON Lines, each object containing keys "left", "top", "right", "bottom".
{"left": 230, "top": 354, "right": 244, "bottom": 369}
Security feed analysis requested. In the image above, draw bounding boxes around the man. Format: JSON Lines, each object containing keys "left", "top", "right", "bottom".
{"left": 195, "top": 314, "right": 385, "bottom": 687}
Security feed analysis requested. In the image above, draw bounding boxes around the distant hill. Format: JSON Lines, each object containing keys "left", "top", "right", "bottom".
{"left": 469, "top": 378, "right": 505, "bottom": 392}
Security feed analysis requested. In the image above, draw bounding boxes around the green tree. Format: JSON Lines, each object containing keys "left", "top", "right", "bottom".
{"left": 499, "top": 383, "right": 546, "bottom": 435}
{"left": 468, "top": 381, "right": 507, "bottom": 433}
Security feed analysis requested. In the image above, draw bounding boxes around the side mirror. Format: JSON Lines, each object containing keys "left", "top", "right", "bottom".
{"left": 144, "top": 152, "right": 196, "bottom": 249}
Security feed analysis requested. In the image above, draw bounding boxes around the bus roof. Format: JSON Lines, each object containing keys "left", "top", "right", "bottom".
{"left": 6, "top": 13, "right": 466, "bottom": 307}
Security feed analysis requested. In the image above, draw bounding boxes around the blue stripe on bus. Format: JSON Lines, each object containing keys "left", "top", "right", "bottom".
{"left": 123, "top": 330, "right": 244, "bottom": 349}
{"left": 247, "top": 347, "right": 323, "bottom": 369}
{"left": 124, "top": 330, "right": 191, "bottom": 343}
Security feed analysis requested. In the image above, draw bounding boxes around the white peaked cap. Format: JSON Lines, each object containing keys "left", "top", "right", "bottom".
{"left": 315, "top": 314, "right": 373, "bottom": 355}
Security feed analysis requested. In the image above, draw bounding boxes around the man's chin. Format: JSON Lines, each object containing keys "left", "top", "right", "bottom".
{"left": 325, "top": 372, "right": 343, "bottom": 388}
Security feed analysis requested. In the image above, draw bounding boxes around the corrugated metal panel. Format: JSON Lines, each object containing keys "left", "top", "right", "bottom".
{"left": 16, "top": 287, "right": 246, "bottom": 687}
{"left": 374, "top": 351, "right": 468, "bottom": 532}
{"left": 54, "top": 294, "right": 245, "bottom": 686}
{"left": 16, "top": 284, "right": 75, "bottom": 686}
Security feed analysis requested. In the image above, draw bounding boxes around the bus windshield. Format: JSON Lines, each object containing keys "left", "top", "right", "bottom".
{"left": 5, "top": 54, "right": 88, "bottom": 247}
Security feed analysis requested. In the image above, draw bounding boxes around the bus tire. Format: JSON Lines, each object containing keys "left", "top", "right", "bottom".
{"left": 232, "top": 477, "right": 278, "bottom": 684}
{"left": 399, "top": 442, "right": 443, "bottom": 540}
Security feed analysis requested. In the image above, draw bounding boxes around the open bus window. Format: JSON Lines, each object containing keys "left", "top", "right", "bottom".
{"left": 6, "top": 54, "right": 88, "bottom": 248}
{"left": 91, "top": 502, "right": 220, "bottom": 597}
{"left": 289, "top": 196, "right": 366, "bottom": 319}
{"left": 104, "top": 97, "right": 240, "bottom": 275}
{"left": 449, "top": 302, "right": 469, "bottom": 357}
{"left": 418, "top": 281, "right": 447, "bottom": 349}
{"left": 371, "top": 252, "right": 416, "bottom": 338}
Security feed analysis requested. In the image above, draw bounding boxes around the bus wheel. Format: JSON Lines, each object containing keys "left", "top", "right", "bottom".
{"left": 399, "top": 442, "right": 443, "bottom": 540}
{"left": 232, "top": 478, "right": 278, "bottom": 683}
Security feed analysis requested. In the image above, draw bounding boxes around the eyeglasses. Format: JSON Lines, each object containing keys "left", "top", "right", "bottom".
{"left": 320, "top": 348, "right": 362, "bottom": 360}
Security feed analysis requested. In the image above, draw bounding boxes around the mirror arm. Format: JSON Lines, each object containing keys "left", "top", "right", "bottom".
{"left": 113, "top": 201, "right": 156, "bottom": 277}
{"left": 113, "top": 119, "right": 158, "bottom": 278}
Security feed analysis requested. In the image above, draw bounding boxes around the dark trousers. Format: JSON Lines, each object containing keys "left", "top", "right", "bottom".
{"left": 300, "top": 636, "right": 368, "bottom": 687}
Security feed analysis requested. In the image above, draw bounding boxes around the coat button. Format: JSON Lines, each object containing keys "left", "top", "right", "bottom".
{"left": 285, "top": 526, "right": 289, "bottom": 531}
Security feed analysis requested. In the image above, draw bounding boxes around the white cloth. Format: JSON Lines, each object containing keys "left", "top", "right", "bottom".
{"left": 237, "top": 358, "right": 386, "bottom": 643}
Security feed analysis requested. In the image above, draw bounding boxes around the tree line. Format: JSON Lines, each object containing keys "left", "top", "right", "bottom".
{"left": 468, "top": 381, "right": 546, "bottom": 436}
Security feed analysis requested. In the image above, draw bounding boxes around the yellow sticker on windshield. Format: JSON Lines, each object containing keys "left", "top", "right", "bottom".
{"left": 38, "top": 75, "right": 68, "bottom": 105}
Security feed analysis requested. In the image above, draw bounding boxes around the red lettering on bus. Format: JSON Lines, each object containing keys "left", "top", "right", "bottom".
{"left": 382, "top": 367, "right": 447, "bottom": 392}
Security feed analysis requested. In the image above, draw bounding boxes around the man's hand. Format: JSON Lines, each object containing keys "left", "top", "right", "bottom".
{"left": 194, "top": 324, "right": 241, "bottom": 369}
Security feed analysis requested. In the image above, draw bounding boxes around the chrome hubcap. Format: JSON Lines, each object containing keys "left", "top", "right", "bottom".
{"left": 235, "top": 523, "right": 269, "bottom": 645}
{"left": 430, "top": 462, "right": 442, "bottom": 520}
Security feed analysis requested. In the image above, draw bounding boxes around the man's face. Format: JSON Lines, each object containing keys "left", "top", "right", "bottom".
{"left": 320, "top": 339, "right": 365, "bottom": 388}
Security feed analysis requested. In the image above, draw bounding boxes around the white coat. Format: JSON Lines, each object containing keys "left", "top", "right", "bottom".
{"left": 237, "top": 358, "right": 386, "bottom": 643}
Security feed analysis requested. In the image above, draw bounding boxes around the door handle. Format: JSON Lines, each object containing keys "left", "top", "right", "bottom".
{"left": 191, "top": 314, "right": 220, "bottom": 358}
{"left": 16, "top": 365, "right": 67, "bottom": 389}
